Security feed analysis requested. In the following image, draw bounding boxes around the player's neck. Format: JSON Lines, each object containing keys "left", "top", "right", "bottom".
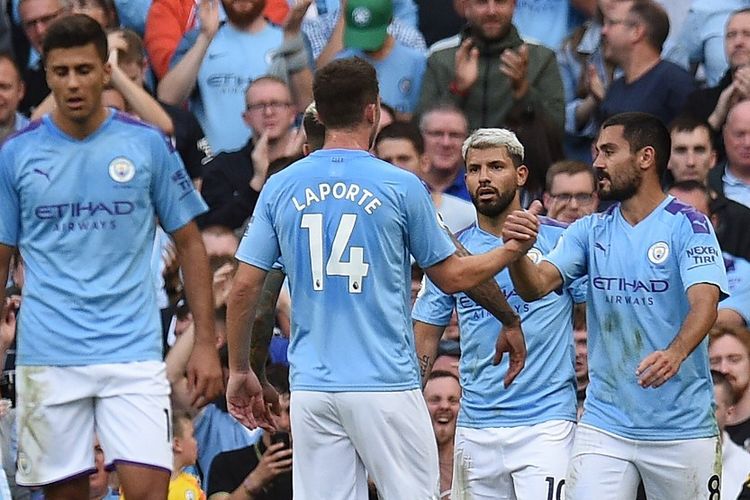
{"left": 478, "top": 197, "right": 520, "bottom": 237}
{"left": 618, "top": 184, "right": 667, "bottom": 226}
{"left": 323, "top": 127, "right": 372, "bottom": 151}
{"left": 51, "top": 106, "right": 109, "bottom": 140}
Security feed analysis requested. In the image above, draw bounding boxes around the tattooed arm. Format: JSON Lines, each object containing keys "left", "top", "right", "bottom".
{"left": 447, "top": 230, "right": 526, "bottom": 387}
{"left": 414, "top": 321, "right": 447, "bottom": 385}
{"left": 248, "top": 269, "right": 287, "bottom": 379}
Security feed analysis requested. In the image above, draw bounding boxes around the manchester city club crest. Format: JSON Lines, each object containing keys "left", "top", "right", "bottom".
{"left": 647, "top": 241, "right": 669, "bottom": 264}
{"left": 527, "top": 248, "right": 542, "bottom": 264}
{"left": 108, "top": 157, "right": 135, "bottom": 183}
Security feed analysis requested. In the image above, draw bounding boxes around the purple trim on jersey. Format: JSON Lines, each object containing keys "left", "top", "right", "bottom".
{"left": 664, "top": 197, "right": 692, "bottom": 215}
{"left": 1, "top": 119, "right": 43, "bottom": 147}
{"left": 604, "top": 203, "right": 619, "bottom": 216}
{"left": 112, "top": 111, "right": 176, "bottom": 153}
{"left": 539, "top": 215, "right": 569, "bottom": 229}
{"left": 724, "top": 255, "right": 736, "bottom": 272}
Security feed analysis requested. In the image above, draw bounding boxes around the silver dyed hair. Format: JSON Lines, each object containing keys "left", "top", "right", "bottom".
{"left": 461, "top": 128, "right": 525, "bottom": 164}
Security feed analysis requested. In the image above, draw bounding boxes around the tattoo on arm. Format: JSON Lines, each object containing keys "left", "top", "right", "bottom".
{"left": 419, "top": 354, "right": 433, "bottom": 381}
{"left": 249, "top": 269, "right": 286, "bottom": 379}
{"left": 448, "top": 230, "right": 520, "bottom": 326}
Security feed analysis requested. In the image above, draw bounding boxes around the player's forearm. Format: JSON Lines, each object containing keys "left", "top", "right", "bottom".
{"left": 668, "top": 298, "right": 719, "bottom": 362}
{"left": 173, "top": 225, "right": 216, "bottom": 346}
{"left": 447, "top": 246, "right": 521, "bottom": 294}
{"left": 0, "top": 244, "right": 14, "bottom": 311}
{"left": 248, "top": 270, "right": 286, "bottom": 379}
{"left": 157, "top": 33, "right": 212, "bottom": 105}
{"left": 449, "top": 232, "right": 519, "bottom": 326}
{"left": 226, "top": 265, "right": 266, "bottom": 374}
{"left": 508, "top": 257, "right": 552, "bottom": 301}
{"left": 414, "top": 321, "right": 445, "bottom": 384}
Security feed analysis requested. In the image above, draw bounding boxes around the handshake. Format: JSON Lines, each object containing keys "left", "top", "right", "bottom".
{"left": 501, "top": 200, "right": 545, "bottom": 258}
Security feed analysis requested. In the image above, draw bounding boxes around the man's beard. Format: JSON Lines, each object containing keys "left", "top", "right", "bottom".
{"left": 471, "top": 186, "right": 516, "bottom": 217}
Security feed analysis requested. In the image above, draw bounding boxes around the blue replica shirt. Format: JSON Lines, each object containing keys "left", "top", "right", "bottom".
{"left": 722, "top": 252, "right": 750, "bottom": 326}
{"left": 337, "top": 41, "right": 426, "bottom": 114}
{"left": 172, "top": 23, "right": 283, "bottom": 153}
{"left": 544, "top": 196, "right": 729, "bottom": 440}
{"left": 236, "top": 149, "right": 455, "bottom": 392}
{"left": 413, "top": 219, "right": 579, "bottom": 428}
{"left": 0, "top": 112, "right": 207, "bottom": 366}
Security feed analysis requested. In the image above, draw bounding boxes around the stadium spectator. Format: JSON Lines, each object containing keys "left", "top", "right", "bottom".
{"left": 713, "top": 99, "right": 750, "bottom": 209}
{"left": 542, "top": 159, "right": 598, "bottom": 223}
{"left": 0, "top": 52, "right": 28, "bottom": 142}
{"left": 419, "top": 104, "right": 470, "bottom": 201}
{"left": 168, "top": 412, "right": 206, "bottom": 500}
{"left": 418, "top": 0, "right": 565, "bottom": 135}
{"left": 423, "top": 370, "right": 460, "bottom": 500}
{"left": 713, "top": 369, "right": 750, "bottom": 500}
{"left": 158, "top": 0, "right": 312, "bottom": 153}
{"left": 710, "top": 325, "right": 750, "bottom": 451}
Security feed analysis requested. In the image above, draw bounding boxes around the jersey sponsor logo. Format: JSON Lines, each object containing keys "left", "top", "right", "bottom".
{"left": 35, "top": 201, "right": 135, "bottom": 219}
{"left": 171, "top": 169, "right": 194, "bottom": 197}
{"left": 592, "top": 277, "right": 669, "bottom": 293}
{"left": 686, "top": 245, "right": 718, "bottom": 266}
{"left": 458, "top": 287, "right": 530, "bottom": 314}
{"left": 108, "top": 157, "right": 135, "bottom": 183}
{"left": 206, "top": 73, "right": 251, "bottom": 91}
{"left": 647, "top": 241, "right": 669, "bottom": 264}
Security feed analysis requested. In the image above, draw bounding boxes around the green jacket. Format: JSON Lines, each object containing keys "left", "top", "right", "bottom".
{"left": 417, "top": 25, "right": 565, "bottom": 133}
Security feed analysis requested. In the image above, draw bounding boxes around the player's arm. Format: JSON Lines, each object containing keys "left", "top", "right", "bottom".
{"left": 248, "top": 269, "right": 286, "bottom": 379}
{"left": 447, "top": 230, "right": 526, "bottom": 385}
{"left": 226, "top": 262, "right": 277, "bottom": 430}
{"left": 413, "top": 320, "right": 447, "bottom": 385}
{"left": 637, "top": 283, "right": 721, "bottom": 388}
{"left": 172, "top": 222, "right": 224, "bottom": 405}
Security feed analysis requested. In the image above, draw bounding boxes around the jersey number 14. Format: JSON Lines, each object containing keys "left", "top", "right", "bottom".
{"left": 301, "top": 213, "right": 369, "bottom": 293}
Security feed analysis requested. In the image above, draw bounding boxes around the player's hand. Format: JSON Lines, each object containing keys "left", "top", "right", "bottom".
{"left": 227, "top": 371, "right": 274, "bottom": 431}
{"left": 454, "top": 38, "right": 480, "bottom": 94}
{"left": 500, "top": 44, "right": 529, "bottom": 99}
{"left": 186, "top": 340, "right": 224, "bottom": 407}
{"left": 493, "top": 320, "right": 526, "bottom": 388}
{"left": 502, "top": 200, "right": 543, "bottom": 250}
{"left": 636, "top": 348, "right": 684, "bottom": 388}
{"left": 250, "top": 131, "right": 270, "bottom": 192}
{"left": 244, "top": 442, "right": 293, "bottom": 492}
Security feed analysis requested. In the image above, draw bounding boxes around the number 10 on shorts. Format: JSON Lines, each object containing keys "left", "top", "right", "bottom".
{"left": 301, "top": 213, "right": 369, "bottom": 293}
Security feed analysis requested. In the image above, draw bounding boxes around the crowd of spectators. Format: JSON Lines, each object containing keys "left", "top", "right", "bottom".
{"left": 3, "top": 0, "right": 750, "bottom": 498}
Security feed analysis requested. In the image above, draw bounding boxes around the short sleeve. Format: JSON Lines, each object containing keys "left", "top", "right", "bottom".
{"left": 543, "top": 217, "right": 590, "bottom": 287}
{"left": 150, "top": 133, "right": 208, "bottom": 233}
{"left": 412, "top": 275, "right": 455, "bottom": 327}
{"left": 235, "top": 182, "right": 281, "bottom": 270}
{"left": 677, "top": 212, "right": 730, "bottom": 299}
{"left": 0, "top": 149, "right": 20, "bottom": 246}
{"left": 404, "top": 177, "right": 455, "bottom": 269}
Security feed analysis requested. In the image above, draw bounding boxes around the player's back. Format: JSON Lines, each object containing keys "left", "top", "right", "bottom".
{"left": 0, "top": 112, "right": 204, "bottom": 366}
{"left": 248, "top": 149, "right": 454, "bottom": 392}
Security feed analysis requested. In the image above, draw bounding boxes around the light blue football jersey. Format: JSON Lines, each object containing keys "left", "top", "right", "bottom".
{"left": 0, "top": 112, "right": 207, "bottom": 366}
{"left": 413, "top": 218, "right": 579, "bottom": 428}
{"left": 722, "top": 252, "right": 750, "bottom": 325}
{"left": 544, "top": 196, "right": 730, "bottom": 440}
{"left": 236, "top": 149, "right": 455, "bottom": 392}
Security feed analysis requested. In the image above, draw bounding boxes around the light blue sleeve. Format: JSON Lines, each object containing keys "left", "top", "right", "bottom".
{"left": 412, "top": 275, "right": 455, "bottom": 327}
{"left": 404, "top": 177, "right": 455, "bottom": 269}
{"left": 150, "top": 133, "right": 208, "bottom": 233}
{"left": 569, "top": 276, "right": 588, "bottom": 304}
{"left": 676, "top": 213, "right": 730, "bottom": 298}
{"left": 543, "top": 217, "right": 590, "bottom": 287}
{"left": 0, "top": 149, "right": 19, "bottom": 246}
{"left": 235, "top": 183, "right": 280, "bottom": 271}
